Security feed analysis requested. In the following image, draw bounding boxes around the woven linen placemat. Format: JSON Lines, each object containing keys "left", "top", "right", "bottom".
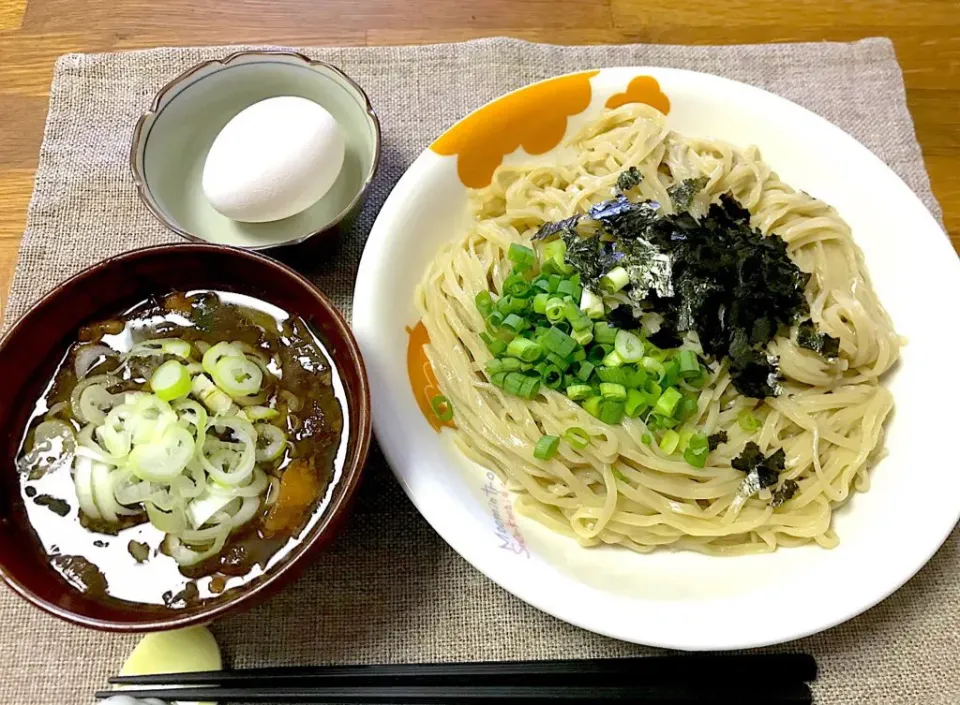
{"left": 2, "top": 37, "right": 955, "bottom": 705}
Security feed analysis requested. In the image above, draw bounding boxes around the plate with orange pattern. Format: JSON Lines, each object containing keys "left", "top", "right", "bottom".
{"left": 352, "top": 68, "right": 960, "bottom": 649}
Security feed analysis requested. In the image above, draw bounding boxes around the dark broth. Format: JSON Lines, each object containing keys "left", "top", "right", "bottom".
{"left": 15, "top": 290, "right": 347, "bottom": 609}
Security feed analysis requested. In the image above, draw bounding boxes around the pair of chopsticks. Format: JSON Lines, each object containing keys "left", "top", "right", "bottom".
{"left": 100, "top": 653, "right": 817, "bottom": 704}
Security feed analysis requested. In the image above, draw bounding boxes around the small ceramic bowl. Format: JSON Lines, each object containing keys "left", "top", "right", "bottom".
{"left": 131, "top": 51, "right": 381, "bottom": 250}
{"left": 0, "top": 244, "right": 372, "bottom": 631}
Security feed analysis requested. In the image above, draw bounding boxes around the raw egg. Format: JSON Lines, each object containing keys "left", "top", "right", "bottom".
{"left": 202, "top": 96, "right": 345, "bottom": 223}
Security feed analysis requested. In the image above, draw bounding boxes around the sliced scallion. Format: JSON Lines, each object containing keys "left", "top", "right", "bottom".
{"left": 580, "top": 288, "right": 604, "bottom": 319}
{"left": 576, "top": 361, "right": 595, "bottom": 382}
{"left": 430, "top": 395, "right": 453, "bottom": 422}
{"left": 150, "top": 360, "right": 191, "bottom": 402}
{"left": 659, "top": 429, "right": 681, "bottom": 454}
{"left": 599, "top": 266, "right": 630, "bottom": 294}
{"left": 625, "top": 388, "right": 647, "bottom": 417}
{"left": 738, "top": 408, "right": 761, "bottom": 431}
{"left": 508, "top": 242, "right": 537, "bottom": 267}
{"left": 602, "top": 350, "right": 625, "bottom": 368}
{"left": 598, "top": 400, "right": 625, "bottom": 425}
{"left": 542, "top": 327, "right": 577, "bottom": 358}
{"left": 506, "top": 338, "right": 543, "bottom": 363}
{"left": 571, "top": 328, "right": 594, "bottom": 346}
{"left": 566, "top": 384, "right": 593, "bottom": 401}
{"left": 653, "top": 386, "right": 682, "bottom": 417}
{"left": 599, "top": 383, "right": 627, "bottom": 402}
{"left": 594, "top": 322, "right": 618, "bottom": 345}
{"left": 533, "top": 434, "right": 560, "bottom": 460}
{"left": 614, "top": 329, "right": 645, "bottom": 363}
{"left": 475, "top": 290, "right": 494, "bottom": 317}
{"left": 563, "top": 426, "right": 591, "bottom": 450}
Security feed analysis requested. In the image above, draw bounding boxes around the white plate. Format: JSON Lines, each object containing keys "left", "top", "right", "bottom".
{"left": 352, "top": 68, "right": 960, "bottom": 650}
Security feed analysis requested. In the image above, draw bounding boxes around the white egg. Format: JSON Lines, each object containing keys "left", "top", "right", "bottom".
{"left": 202, "top": 96, "right": 346, "bottom": 223}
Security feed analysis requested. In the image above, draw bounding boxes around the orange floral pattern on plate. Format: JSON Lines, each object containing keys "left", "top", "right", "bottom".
{"left": 605, "top": 75, "right": 671, "bottom": 114}
{"left": 407, "top": 321, "right": 456, "bottom": 432}
{"left": 430, "top": 70, "right": 599, "bottom": 188}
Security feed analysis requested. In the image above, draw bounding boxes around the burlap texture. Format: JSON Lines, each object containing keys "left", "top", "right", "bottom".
{"left": 1, "top": 37, "right": 955, "bottom": 705}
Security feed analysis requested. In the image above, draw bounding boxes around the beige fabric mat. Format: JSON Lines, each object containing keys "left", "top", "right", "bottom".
{"left": 2, "top": 37, "right": 955, "bottom": 705}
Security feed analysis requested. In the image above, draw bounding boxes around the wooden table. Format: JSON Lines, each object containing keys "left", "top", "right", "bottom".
{"left": 1, "top": 0, "right": 958, "bottom": 307}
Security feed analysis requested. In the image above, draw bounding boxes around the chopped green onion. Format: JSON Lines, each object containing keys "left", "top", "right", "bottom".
{"left": 641, "top": 356, "right": 666, "bottom": 377}
{"left": 653, "top": 386, "right": 683, "bottom": 417}
{"left": 191, "top": 374, "right": 233, "bottom": 415}
{"left": 487, "top": 311, "right": 505, "bottom": 329}
{"left": 533, "top": 293, "right": 549, "bottom": 314}
{"left": 212, "top": 356, "right": 263, "bottom": 398}
{"left": 598, "top": 400, "right": 625, "bottom": 425}
{"left": 641, "top": 433, "right": 652, "bottom": 445}
{"left": 599, "top": 266, "right": 630, "bottom": 293}
{"left": 539, "top": 364, "right": 564, "bottom": 389}
{"left": 659, "top": 415, "right": 679, "bottom": 429}
{"left": 475, "top": 290, "right": 494, "bottom": 317}
{"left": 533, "top": 434, "right": 560, "bottom": 461}
{"left": 557, "top": 280, "right": 574, "bottom": 297}
{"left": 571, "top": 328, "right": 593, "bottom": 346}
{"left": 541, "top": 352, "right": 566, "bottom": 370}
{"left": 202, "top": 341, "right": 242, "bottom": 377}
{"left": 491, "top": 372, "right": 507, "bottom": 388}
{"left": 645, "top": 379, "right": 662, "bottom": 399}
{"left": 502, "top": 313, "right": 525, "bottom": 333}
{"left": 503, "top": 274, "right": 531, "bottom": 298}
{"left": 572, "top": 347, "right": 587, "bottom": 362}
{"left": 542, "top": 327, "right": 578, "bottom": 358}
{"left": 661, "top": 359, "right": 681, "bottom": 386}
{"left": 583, "top": 396, "right": 603, "bottom": 418}
{"left": 602, "top": 350, "right": 625, "bottom": 368}
{"left": 587, "top": 345, "right": 609, "bottom": 363}
{"left": 566, "top": 384, "right": 593, "bottom": 401}
{"left": 576, "top": 361, "right": 595, "bottom": 382}
{"left": 625, "top": 388, "right": 648, "bottom": 417}
{"left": 519, "top": 376, "right": 541, "bottom": 399}
{"left": 541, "top": 239, "right": 566, "bottom": 264}
{"left": 545, "top": 297, "right": 565, "bottom": 323}
{"left": 503, "top": 372, "right": 528, "bottom": 396}
{"left": 563, "top": 301, "right": 592, "bottom": 332}
{"left": 563, "top": 426, "right": 591, "bottom": 450}
{"left": 659, "top": 429, "right": 681, "bottom": 454}
{"left": 594, "top": 322, "right": 618, "bottom": 345}
{"left": 599, "top": 383, "right": 627, "bottom": 402}
{"left": 623, "top": 366, "right": 648, "bottom": 389}
{"left": 683, "top": 433, "right": 710, "bottom": 468}
{"left": 678, "top": 349, "right": 700, "bottom": 377}
{"left": 533, "top": 277, "right": 551, "bottom": 293}
{"left": 508, "top": 243, "right": 537, "bottom": 268}
{"left": 505, "top": 296, "right": 529, "bottom": 314}
{"left": 150, "top": 360, "right": 191, "bottom": 402}
{"left": 501, "top": 357, "right": 524, "bottom": 372}
{"left": 676, "top": 396, "right": 698, "bottom": 422}
{"left": 430, "top": 395, "right": 453, "bottom": 422}
{"left": 580, "top": 289, "right": 605, "bottom": 319}
{"left": 614, "top": 329, "right": 645, "bottom": 362}
{"left": 485, "top": 359, "right": 504, "bottom": 376}
{"left": 488, "top": 339, "right": 508, "bottom": 356}
{"left": 597, "top": 367, "right": 628, "bottom": 384}
{"left": 507, "top": 338, "right": 543, "bottom": 363}
{"left": 547, "top": 275, "right": 562, "bottom": 293}
{"left": 738, "top": 408, "right": 761, "bottom": 431}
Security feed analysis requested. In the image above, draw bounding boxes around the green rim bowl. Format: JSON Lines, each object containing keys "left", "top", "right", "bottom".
{"left": 131, "top": 51, "right": 381, "bottom": 251}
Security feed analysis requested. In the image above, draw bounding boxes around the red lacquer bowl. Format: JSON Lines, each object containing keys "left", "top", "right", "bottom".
{"left": 0, "top": 244, "right": 371, "bottom": 631}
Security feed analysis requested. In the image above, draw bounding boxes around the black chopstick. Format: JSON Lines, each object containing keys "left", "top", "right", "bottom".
{"left": 108, "top": 653, "right": 817, "bottom": 686}
{"left": 97, "top": 682, "right": 812, "bottom": 704}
